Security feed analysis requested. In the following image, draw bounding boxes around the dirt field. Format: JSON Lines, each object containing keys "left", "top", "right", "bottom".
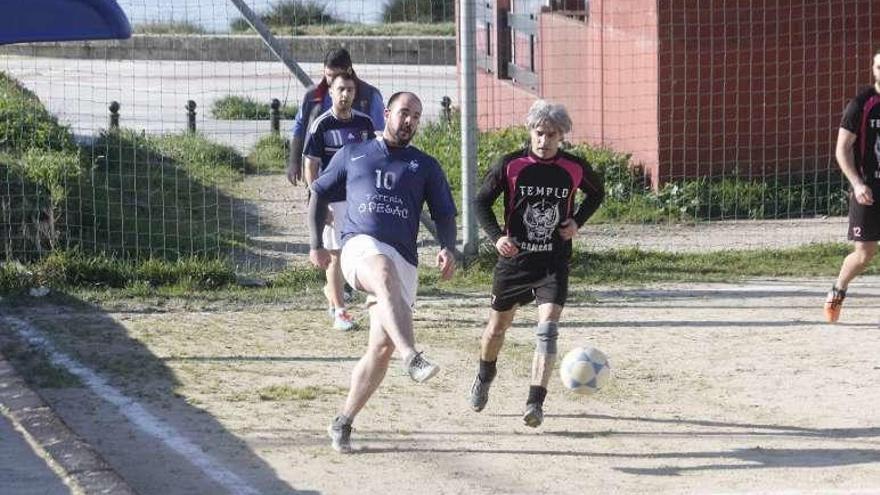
{"left": 3, "top": 275, "right": 880, "bottom": 494}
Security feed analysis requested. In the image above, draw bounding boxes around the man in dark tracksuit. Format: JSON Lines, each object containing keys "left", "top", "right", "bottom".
{"left": 287, "top": 48, "right": 384, "bottom": 185}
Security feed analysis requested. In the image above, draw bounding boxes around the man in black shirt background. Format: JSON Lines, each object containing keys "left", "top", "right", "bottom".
{"left": 825, "top": 48, "right": 880, "bottom": 323}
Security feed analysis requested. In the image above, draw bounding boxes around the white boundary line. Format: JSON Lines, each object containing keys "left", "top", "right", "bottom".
{"left": 3, "top": 315, "right": 261, "bottom": 495}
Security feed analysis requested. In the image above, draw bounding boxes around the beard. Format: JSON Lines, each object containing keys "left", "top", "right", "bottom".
{"left": 392, "top": 125, "right": 414, "bottom": 146}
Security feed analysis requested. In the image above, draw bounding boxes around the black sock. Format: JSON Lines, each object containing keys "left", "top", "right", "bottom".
{"left": 478, "top": 359, "right": 497, "bottom": 382}
{"left": 527, "top": 386, "right": 547, "bottom": 406}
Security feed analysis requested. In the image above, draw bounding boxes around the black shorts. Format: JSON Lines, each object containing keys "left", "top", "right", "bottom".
{"left": 490, "top": 259, "right": 570, "bottom": 312}
{"left": 848, "top": 190, "right": 880, "bottom": 241}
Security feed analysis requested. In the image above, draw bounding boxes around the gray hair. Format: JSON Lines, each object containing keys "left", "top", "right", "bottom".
{"left": 525, "top": 100, "right": 572, "bottom": 134}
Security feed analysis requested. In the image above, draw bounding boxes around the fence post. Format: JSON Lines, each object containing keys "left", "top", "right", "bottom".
{"left": 441, "top": 96, "right": 452, "bottom": 124}
{"left": 108, "top": 101, "right": 120, "bottom": 130}
{"left": 270, "top": 98, "right": 281, "bottom": 134}
{"left": 186, "top": 100, "right": 197, "bottom": 133}
{"left": 459, "top": 0, "right": 479, "bottom": 262}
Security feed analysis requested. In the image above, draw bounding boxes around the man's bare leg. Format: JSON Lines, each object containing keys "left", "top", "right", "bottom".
{"left": 470, "top": 307, "right": 516, "bottom": 412}
{"left": 353, "top": 254, "right": 438, "bottom": 381}
{"left": 353, "top": 254, "right": 417, "bottom": 358}
{"left": 329, "top": 306, "right": 393, "bottom": 453}
{"left": 826, "top": 241, "right": 877, "bottom": 322}
{"left": 523, "top": 303, "right": 563, "bottom": 427}
{"left": 835, "top": 241, "right": 877, "bottom": 290}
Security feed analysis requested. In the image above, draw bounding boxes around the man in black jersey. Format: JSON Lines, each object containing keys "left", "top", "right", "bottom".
{"left": 468, "top": 100, "right": 605, "bottom": 427}
{"left": 825, "top": 48, "right": 880, "bottom": 323}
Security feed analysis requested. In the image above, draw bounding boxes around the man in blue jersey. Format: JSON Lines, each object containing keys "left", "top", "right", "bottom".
{"left": 308, "top": 92, "right": 458, "bottom": 453}
{"left": 287, "top": 48, "right": 384, "bottom": 185}
{"left": 303, "top": 71, "right": 375, "bottom": 331}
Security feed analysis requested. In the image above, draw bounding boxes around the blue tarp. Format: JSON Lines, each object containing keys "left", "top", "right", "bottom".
{"left": 0, "top": 0, "right": 131, "bottom": 45}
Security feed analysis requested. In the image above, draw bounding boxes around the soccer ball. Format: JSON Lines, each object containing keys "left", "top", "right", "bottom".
{"left": 559, "top": 346, "right": 610, "bottom": 395}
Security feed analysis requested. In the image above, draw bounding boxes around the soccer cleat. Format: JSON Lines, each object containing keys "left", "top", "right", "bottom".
{"left": 824, "top": 287, "right": 847, "bottom": 323}
{"left": 522, "top": 403, "right": 544, "bottom": 428}
{"left": 404, "top": 351, "right": 440, "bottom": 383}
{"left": 469, "top": 374, "right": 491, "bottom": 412}
{"left": 333, "top": 309, "right": 357, "bottom": 331}
{"left": 328, "top": 419, "right": 353, "bottom": 454}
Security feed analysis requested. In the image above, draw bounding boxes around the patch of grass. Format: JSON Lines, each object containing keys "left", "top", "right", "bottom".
{"left": 270, "top": 265, "right": 324, "bottom": 290}
{"left": 447, "top": 242, "right": 858, "bottom": 287}
{"left": 2, "top": 70, "right": 255, "bottom": 262}
{"left": 146, "top": 131, "right": 248, "bottom": 180}
{"left": 417, "top": 113, "right": 848, "bottom": 223}
{"left": 230, "top": 0, "right": 339, "bottom": 32}
{"left": 257, "top": 384, "right": 344, "bottom": 401}
{"left": 2, "top": 242, "right": 858, "bottom": 297}
{"left": 64, "top": 129, "right": 250, "bottom": 260}
{"left": 211, "top": 96, "right": 297, "bottom": 121}
{"left": 0, "top": 262, "right": 33, "bottom": 292}
{"left": 133, "top": 22, "right": 207, "bottom": 34}
{"left": 568, "top": 242, "right": 853, "bottom": 284}
{"left": 0, "top": 159, "right": 59, "bottom": 259}
{"left": 0, "top": 251, "right": 236, "bottom": 292}
{"left": 1, "top": 242, "right": 860, "bottom": 297}
{"left": 247, "top": 133, "right": 289, "bottom": 172}
{"left": 1, "top": 341, "right": 81, "bottom": 388}
{"left": 384, "top": 0, "right": 455, "bottom": 23}
{"left": 0, "top": 73, "right": 76, "bottom": 154}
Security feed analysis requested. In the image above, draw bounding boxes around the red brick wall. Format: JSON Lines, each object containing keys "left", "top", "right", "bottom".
{"left": 476, "top": 0, "right": 659, "bottom": 180}
{"left": 572, "top": 0, "right": 658, "bottom": 180}
{"left": 657, "top": 0, "right": 879, "bottom": 182}
{"left": 474, "top": 0, "right": 879, "bottom": 186}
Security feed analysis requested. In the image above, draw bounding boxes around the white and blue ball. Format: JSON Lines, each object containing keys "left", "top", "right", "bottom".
{"left": 559, "top": 346, "right": 610, "bottom": 395}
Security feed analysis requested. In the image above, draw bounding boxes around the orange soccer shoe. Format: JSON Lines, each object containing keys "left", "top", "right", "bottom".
{"left": 823, "top": 287, "right": 846, "bottom": 323}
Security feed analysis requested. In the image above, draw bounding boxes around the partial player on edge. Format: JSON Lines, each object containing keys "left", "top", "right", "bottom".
{"left": 825, "top": 48, "right": 880, "bottom": 323}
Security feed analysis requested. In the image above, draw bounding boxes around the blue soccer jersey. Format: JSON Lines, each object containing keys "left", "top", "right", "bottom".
{"left": 311, "top": 138, "right": 458, "bottom": 267}
{"left": 304, "top": 109, "right": 375, "bottom": 173}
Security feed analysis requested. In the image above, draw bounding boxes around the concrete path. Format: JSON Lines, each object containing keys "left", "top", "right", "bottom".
{"left": 0, "top": 56, "right": 457, "bottom": 154}
{"left": 0, "top": 356, "right": 136, "bottom": 495}
{"left": 0, "top": 409, "right": 71, "bottom": 495}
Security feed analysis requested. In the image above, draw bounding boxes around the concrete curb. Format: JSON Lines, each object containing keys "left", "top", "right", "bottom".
{"left": 0, "top": 357, "right": 137, "bottom": 495}
{"left": 0, "top": 34, "right": 457, "bottom": 65}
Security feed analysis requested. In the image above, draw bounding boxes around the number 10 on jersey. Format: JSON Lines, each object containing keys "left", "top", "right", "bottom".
{"left": 375, "top": 169, "right": 396, "bottom": 190}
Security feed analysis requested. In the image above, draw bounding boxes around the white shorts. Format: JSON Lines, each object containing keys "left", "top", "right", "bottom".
{"left": 341, "top": 234, "right": 418, "bottom": 308}
{"left": 321, "top": 201, "right": 346, "bottom": 251}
